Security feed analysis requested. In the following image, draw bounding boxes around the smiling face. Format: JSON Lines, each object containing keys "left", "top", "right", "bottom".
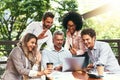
{"left": 43, "top": 17, "right": 53, "bottom": 29}
{"left": 82, "top": 34, "right": 95, "bottom": 50}
{"left": 53, "top": 34, "right": 64, "bottom": 51}
{"left": 26, "top": 38, "right": 37, "bottom": 51}
{"left": 67, "top": 20, "right": 76, "bottom": 35}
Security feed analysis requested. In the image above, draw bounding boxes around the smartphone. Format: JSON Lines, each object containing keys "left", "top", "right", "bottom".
{"left": 70, "top": 44, "right": 72, "bottom": 48}
{"left": 69, "top": 44, "right": 72, "bottom": 50}
{"left": 88, "top": 73, "right": 103, "bottom": 79}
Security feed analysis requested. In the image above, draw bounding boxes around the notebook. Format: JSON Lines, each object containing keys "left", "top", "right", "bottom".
{"left": 62, "top": 57, "right": 86, "bottom": 72}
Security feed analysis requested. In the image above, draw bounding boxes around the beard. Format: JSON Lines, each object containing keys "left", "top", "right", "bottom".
{"left": 43, "top": 23, "right": 51, "bottom": 29}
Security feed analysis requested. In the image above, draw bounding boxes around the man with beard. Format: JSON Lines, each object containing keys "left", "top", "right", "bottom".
{"left": 41, "top": 30, "right": 72, "bottom": 72}
{"left": 22, "top": 12, "right": 54, "bottom": 50}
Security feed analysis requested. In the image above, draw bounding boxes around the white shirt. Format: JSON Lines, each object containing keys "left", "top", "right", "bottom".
{"left": 22, "top": 21, "right": 53, "bottom": 50}
{"left": 64, "top": 30, "right": 85, "bottom": 55}
{"left": 41, "top": 47, "right": 72, "bottom": 69}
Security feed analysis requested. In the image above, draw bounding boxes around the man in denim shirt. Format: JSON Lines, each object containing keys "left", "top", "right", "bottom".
{"left": 81, "top": 28, "right": 120, "bottom": 74}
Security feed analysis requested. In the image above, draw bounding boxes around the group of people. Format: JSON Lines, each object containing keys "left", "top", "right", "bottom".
{"left": 2, "top": 11, "right": 120, "bottom": 80}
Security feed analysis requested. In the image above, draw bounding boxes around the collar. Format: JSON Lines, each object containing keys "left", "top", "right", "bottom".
{"left": 51, "top": 47, "right": 64, "bottom": 52}
{"left": 86, "top": 41, "right": 97, "bottom": 51}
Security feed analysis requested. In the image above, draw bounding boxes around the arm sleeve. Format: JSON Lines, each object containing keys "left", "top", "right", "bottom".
{"left": 46, "top": 31, "right": 53, "bottom": 48}
{"left": 95, "top": 43, "right": 111, "bottom": 66}
{"left": 41, "top": 50, "right": 50, "bottom": 69}
{"left": 64, "top": 37, "right": 70, "bottom": 49}
{"left": 29, "top": 70, "right": 38, "bottom": 77}
{"left": 76, "top": 36, "right": 86, "bottom": 55}
{"left": 21, "top": 22, "right": 35, "bottom": 36}
{"left": 11, "top": 48, "right": 30, "bottom": 75}
{"left": 11, "top": 47, "right": 44, "bottom": 77}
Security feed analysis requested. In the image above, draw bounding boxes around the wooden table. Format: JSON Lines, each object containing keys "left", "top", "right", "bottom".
{"left": 72, "top": 71, "right": 120, "bottom": 80}
{"left": 47, "top": 71, "right": 120, "bottom": 80}
{"left": 72, "top": 71, "right": 102, "bottom": 80}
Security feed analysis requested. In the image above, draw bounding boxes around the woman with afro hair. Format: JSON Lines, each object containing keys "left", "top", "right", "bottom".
{"left": 62, "top": 11, "right": 86, "bottom": 56}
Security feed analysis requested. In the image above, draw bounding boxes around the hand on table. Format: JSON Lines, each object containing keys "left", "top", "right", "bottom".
{"left": 86, "top": 64, "right": 94, "bottom": 71}
{"left": 54, "top": 66, "right": 62, "bottom": 71}
{"left": 37, "top": 68, "right": 52, "bottom": 76}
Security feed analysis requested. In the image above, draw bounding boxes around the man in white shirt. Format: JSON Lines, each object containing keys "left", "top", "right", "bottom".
{"left": 42, "top": 30, "right": 72, "bottom": 71}
{"left": 22, "top": 12, "right": 54, "bottom": 50}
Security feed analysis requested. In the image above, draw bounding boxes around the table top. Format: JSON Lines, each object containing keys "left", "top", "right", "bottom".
{"left": 72, "top": 71, "right": 102, "bottom": 80}
{"left": 72, "top": 71, "right": 120, "bottom": 80}
{"left": 47, "top": 71, "right": 120, "bottom": 80}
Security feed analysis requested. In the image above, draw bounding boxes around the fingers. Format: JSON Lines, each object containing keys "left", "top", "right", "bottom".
{"left": 87, "top": 64, "right": 94, "bottom": 68}
{"left": 54, "top": 66, "right": 62, "bottom": 71}
{"left": 69, "top": 48, "right": 76, "bottom": 55}
{"left": 42, "top": 28, "right": 48, "bottom": 34}
{"left": 44, "top": 69, "right": 52, "bottom": 75}
{"left": 37, "top": 29, "right": 48, "bottom": 39}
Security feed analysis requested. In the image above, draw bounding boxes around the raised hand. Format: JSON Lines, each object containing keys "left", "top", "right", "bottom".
{"left": 38, "top": 28, "right": 48, "bottom": 39}
{"left": 69, "top": 47, "right": 77, "bottom": 55}
{"left": 43, "top": 68, "right": 52, "bottom": 75}
{"left": 54, "top": 66, "right": 62, "bottom": 71}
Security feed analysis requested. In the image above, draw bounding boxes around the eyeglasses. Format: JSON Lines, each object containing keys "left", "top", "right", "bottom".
{"left": 67, "top": 24, "right": 76, "bottom": 28}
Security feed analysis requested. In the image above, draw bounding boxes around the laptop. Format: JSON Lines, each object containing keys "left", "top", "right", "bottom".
{"left": 62, "top": 57, "right": 86, "bottom": 72}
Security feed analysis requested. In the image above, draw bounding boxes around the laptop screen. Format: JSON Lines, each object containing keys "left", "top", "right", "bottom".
{"left": 62, "top": 57, "right": 86, "bottom": 72}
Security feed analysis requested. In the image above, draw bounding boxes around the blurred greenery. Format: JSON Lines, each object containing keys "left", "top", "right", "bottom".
{"left": 0, "top": 0, "right": 50, "bottom": 40}
{"left": 0, "top": 0, "right": 120, "bottom": 56}
{"left": 83, "top": 12, "right": 120, "bottom": 40}
{"left": 0, "top": 0, "right": 120, "bottom": 79}
{"left": 0, "top": 0, "right": 78, "bottom": 56}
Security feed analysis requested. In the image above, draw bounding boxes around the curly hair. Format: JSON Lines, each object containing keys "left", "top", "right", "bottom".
{"left": 62, "top": 11, "right": 83, "bottom": 31}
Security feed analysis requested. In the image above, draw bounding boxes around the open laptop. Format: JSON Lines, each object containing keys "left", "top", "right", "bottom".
{"left": 62, "top": 57, "right": 86, "bottom": 72}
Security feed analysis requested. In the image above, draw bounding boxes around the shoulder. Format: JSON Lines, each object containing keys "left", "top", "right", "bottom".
{"left": 95, "top": 41, "right": 110, "bottom": 48}
{"left": 27, "top": 21, "right": 41, "bottom": 28}
{"left": 11, "top": 46, "right": 22, "bottom": 53}
{"left": 9, "top": 46, "right": 23, "bottom": 57}
{"left": 42, "top": 47, "right": 52, "bottom": 52}
{"left": 96, "top": 41, "right": 109, "bottom": 46}
{"left": 62, "top": 47, "right": 69, "bottom": 52}
{"left": 62, "top": 47, "right": 72, "bottom": 54}
{"left": 62, "top": 48, "right": 72, "bottom": 56}
{"left": 42, "top": 47, "right": 52, "bottom": 54}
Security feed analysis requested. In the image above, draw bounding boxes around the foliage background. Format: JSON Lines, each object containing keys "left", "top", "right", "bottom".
{"left": 0, "top": 0, "right": 120, "bottom": 56}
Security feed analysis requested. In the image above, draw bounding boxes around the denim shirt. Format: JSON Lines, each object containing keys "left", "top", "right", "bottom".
{"left": 87, "top": 41, "right": 120, "bottom": 73}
